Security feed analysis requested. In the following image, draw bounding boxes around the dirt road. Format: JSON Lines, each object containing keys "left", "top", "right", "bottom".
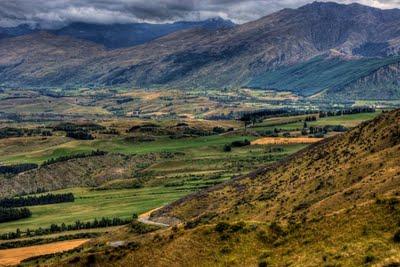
{"left": 138, "top": 208, "right": 169, "bottom": 227}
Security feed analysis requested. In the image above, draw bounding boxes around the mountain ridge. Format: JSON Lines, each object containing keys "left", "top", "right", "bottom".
{"left": 1, "top": 2, "right": 400, "bottom": 99}
{"left": 0, "top": 17, "right": 235, "bottom": 49}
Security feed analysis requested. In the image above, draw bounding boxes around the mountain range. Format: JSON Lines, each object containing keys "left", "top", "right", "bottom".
{"left": 1, "top": 2, "right": 400, "bottom": 100}
{"left": 0, "top": 18, "right": 234, "bottom": 49}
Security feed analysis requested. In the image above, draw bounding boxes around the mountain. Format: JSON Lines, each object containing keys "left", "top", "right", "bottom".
{"left": 1, "top": 2, "right": 400, "bottom": 99}
{"left": 50, "top": 18, "right": 235, "bottom": 49}
{"left": 249, "top": 54, "right": 400, "bottom": 99}
{"left": 33, "top": 110, "right": 400, "bottom": 266}
{"left": 0, "top": 18, "right": 235, "bottom": 50}
{"left": 0, "top": 24, "right": 36, "bottom": 39}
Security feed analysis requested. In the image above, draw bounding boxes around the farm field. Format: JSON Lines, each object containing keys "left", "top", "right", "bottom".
{"left": 0, "top": 187, "right": 190, "bottom": 234}
{"left": 251, "top": 111, "right": 381, "bottom": 132}
{"left": 251, "top": 137, "right": 323, "bottom": 145}
{"left": 0, "top": 239, "right": 88, "bottom": 266}
{"left": 0, "top": 140, "right": 308, "bottom": 234}
{"left": 0, "top": 134, "right": 256, "bottom": 164}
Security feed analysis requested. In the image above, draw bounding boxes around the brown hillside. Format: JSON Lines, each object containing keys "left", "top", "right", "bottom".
{"left": 151, "top": 109, "right": 400, "bottom": 224}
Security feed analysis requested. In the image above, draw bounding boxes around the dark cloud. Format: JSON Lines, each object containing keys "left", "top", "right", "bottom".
{"left": 0, "top": 0, "right": 399, "bottom": 28}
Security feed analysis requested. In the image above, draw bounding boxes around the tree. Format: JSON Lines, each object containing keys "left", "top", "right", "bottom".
{"left": 223, "top": 144, "right": 232, "bottom": 152}
{"left": 301, "top": 128, "right": 308, "bottom": 136}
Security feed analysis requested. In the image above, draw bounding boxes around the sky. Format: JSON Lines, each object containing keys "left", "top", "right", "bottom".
{"left": 0, "top": 0, "right": 399, "bottom": 28}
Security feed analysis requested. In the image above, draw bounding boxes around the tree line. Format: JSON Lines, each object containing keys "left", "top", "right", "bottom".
{"left": 0, "top": 150, "right": 108, "bottom": 177}
{"left": 0, "top": 163, "right": 38, "bottom": 175}
{"left": 224, "top": 139, "right": 251, "bottom": 152}
{"left": 239, "top": 107, "right": 375, "bottom": 127}
{"left": 240, "top": 108, "right": 318, "bottom": 126}
{"left": 52, "top": 122, "right": 105, "bottom": 140}
{"left": 0, "top": 207, "right": 31, "bottom": 223}
{"left": 0, "top": 127, "right": 52, "bottom": 139}
{"left": 319, "top": 107, "right": 375, "bottom": 118}
{"left": 52, "top": 122, "right": 105, "bottom": 132}
{"left": 0, "top": 193, "right": 74, "bottom": 208}
{"left": 42, "top": 150, "right": 107, "bottom": 166}
{"left": 66, "top": 130, "right": 94, "bottom": 140}
{"left": 0, "top": 215, "right": 137, "bottom": 240}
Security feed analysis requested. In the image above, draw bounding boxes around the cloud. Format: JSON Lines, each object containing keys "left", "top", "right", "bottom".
{"left": 0, "top": 0, "right": 399, "bottom": 28}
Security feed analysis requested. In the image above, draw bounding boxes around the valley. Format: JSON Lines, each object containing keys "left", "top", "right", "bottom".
{"left": 0, "top": 87, "right": 382, "bottom": 265}
{"left": 22, "top": 108, "right": 399, "bottom": 267}
{"left": 0, "top": 1, "right": 400, "bottom": 266}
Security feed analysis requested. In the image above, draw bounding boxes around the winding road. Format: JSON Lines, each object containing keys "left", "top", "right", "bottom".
{"left": 138, "top": 208, "right": 169, "bottom": 227}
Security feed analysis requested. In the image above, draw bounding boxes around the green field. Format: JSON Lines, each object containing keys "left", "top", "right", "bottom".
{"left": 252, "top": 112, "right": 381, "bottom": 132}
{"left": 0, "top": 129, "right": 309, "bottom": 235}
{"left": 0, "top": 134, "right": 256, "bottom": 165}
{"left": 1, "top": 111, "right": 376, "bottom": 165}
{"left": 0, "top": 187, "right": 189, "bottom": 234}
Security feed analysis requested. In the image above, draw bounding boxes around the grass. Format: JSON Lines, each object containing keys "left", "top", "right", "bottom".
{"left": 0, "top": 135, "right": 307, "bottom": 234}
{"left": 252, "top": 112, "right": 380, "bottom": 132}
{"left": 0, "top": 187, "right": 189, "bottom": 234}
{"left": 0, "top": 135, "right": 257, "bottom": 164}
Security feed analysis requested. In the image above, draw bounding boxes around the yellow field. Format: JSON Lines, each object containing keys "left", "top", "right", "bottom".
{"left": 251, "top": 137, "right": 323, "bottom": 145}
{"left": 0, "top": 239, "right": 88, "bottom": 266}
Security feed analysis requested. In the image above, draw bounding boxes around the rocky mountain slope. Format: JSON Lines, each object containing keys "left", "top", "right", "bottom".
{"left": 32, "top": 109, "right": 400, "bottom": 266}
{"left": 1, "top": 2, "right": 400, "bottom": 99}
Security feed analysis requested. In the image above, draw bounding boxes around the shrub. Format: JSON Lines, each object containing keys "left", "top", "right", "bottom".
{"left": 212, "top": 127, "right": 225, "bottom": 134}
{"left": 215, "top": 222, "right": 230, "bottom": 233}
{"left": 223, "top": 144, "right": 232, "bottom": 152}
{"left": 257, "top": 230, "right": 269, "bottom": 243}
{"left": 220, "top": 246, "right": 232, "bottom": 254}
{"left": 393, "top": 229, "right": 400, "bottom": 243}
{"left": 66, "top": 130, "right": 94, "bottom": 140}
{"left": 230, "top": 221, "right": 245, "bottom": 233}
{"left": 231, "top": 139, "right": 251, "bottom": 147}
{"left": 269, "top": 222, "right": 285, "bottom": 236}
{"left": 184, "top": 220, "right": 199, "bottom": 230}
{"left": 364, "top": 254, "right": 375, "bottom": 264}
{"left": 130, "top": 221, "right": 159, "bottom": 234}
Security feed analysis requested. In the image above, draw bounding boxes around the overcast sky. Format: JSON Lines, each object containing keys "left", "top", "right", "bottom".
{"left": 0, "top": 0, "right": 399, "bottom": 28}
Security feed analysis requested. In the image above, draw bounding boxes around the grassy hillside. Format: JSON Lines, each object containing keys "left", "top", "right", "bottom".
{"left": 33, "top": 109, "right": 400, "bottom": 266}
